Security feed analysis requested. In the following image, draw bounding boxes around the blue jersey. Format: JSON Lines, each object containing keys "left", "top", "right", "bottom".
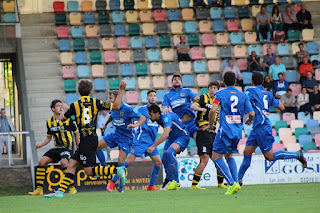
{"left": 162, "top": 87, "right": 198, "bottom": 119}
{"left": 110, "top": 102, "right": 142, "bottom": 138}
{"left": 157, "top": 112, "right": 189, "bottom": 139}
{"left": 246, "top": 86, "right": 280, "bottom": 128}
{"left": 134, "top": 104, "right": 159, "bottom": 143}
{"left": 214, "top": 87, "right": 253, "bottom": 139}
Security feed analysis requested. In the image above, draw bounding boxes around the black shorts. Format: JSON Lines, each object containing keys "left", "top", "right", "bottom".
{"left": 196, "top": 130, "right": 216, "bottom": 157}
{"left": 71, "top": 135, "right": 98, "bottom": 167}
{"left": 43, "top": 148, "right": 72, "bottom": 163}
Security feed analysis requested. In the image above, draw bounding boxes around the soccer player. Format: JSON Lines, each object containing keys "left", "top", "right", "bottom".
{"left": 238, "top": 72, "right": 307, "bottom": 185}
{"left": 28, "top": 99, "right": 80, "bottom": 195}
{"left": 190, "top": 81, "right": 227, "bottom": 190}
{"left": 99, "top": 90, "right": 147, "bottom": 193}
{"left": 206, "top": 72, "right": 255, "bottom": 195}
{"left": 122, "top": 89, "right": 162, "bottom": 191}
{"left": 45, "top": 79, "right": 127, "bottom": 198}
{"left": 147, "top": 104, "right": 190, "bottom": 190}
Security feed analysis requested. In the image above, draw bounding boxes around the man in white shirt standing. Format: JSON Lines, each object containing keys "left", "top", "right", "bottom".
{"left": 0, "top": 108, "right": 15, "bottom": 166}
{"left": 222, "top": 59, "right": 243, "bottom": 87}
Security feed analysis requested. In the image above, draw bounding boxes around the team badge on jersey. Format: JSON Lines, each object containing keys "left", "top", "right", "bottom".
{"left": 120, "top": 111, "right": 124, "bottom": 116}
{"left": 180, "top": 93, "right": 185, "bottom": 97}
{"left": 131, "top": 148, "right": 135, "bottom": 153}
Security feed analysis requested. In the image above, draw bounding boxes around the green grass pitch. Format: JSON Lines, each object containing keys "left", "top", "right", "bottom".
{"left": 0, "top": 183, "right": 319, "bottom": 213}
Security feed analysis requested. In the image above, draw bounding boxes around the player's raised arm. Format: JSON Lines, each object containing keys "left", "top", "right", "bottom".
{"left": 112, "top": 80, "right": 127, "bottom": 110}
{"left": 190, "top": 95, "right": 207, "bottom": 112}
{"left": 147, "top": 126, "right": 171, "bottom": 153}
{"left": 127, "top": 115, "right": 146, "bottom": 129}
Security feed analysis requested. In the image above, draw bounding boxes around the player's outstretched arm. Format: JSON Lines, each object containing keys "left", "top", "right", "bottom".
{"left": 190, "top": 103, "right": 207, "bottom": 112}
{"left": 35, "top": 136, "right": 52, "bottom": 149}
{"left": 162, "top": 106, "right": 171, "bottom": 115}
{"left": 127, "top": 115, "right": 147, "bottom": 129}
{"left": 147, "top": 126, "right": 171, "bottom": 153}
{"left": 277, "top": 102, "right": 285, "bottom": 111}
{"left": 113, "top": 80, "right": 127, "bottom": 110}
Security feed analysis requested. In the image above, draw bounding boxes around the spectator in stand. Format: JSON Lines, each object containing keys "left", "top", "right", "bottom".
{"left": 280, "top": 89, "right": 298, "bottom": 115}
{"left": 302, "top": 71, "right": 318, "bottom": 93}
{"left": 274, "top": 73, "right": 289, "bottom": 99}
{"left": 262, "top": 75, "right": 273, "bottom": 92}
{"left": 310, "top": 85, "right": 320, "bottom": 111}
{"left": 247, "top": 51, "right": 261, "bottom": 72}
{"left": 97, "top": 110, "right": 113, "bottom": 133}
{"left": 193, "top": 0, "right": 207, "bottom": 10}
{"left": 296, "top": 43, "right": 310, "bottom": 66}
{"left": 0, "top": 108, "right": 15, "bottom": 166}
{"left": 271, "top": 5, "right": 283, "bottom": 31}
{"left": 282, "top": 6, "right": 299, "bottom": 37}
{"left": 297, "top": 87, "right": 312, "bottom": 115}
{"left": 263, "top": 48, "right": 277, "bottom": 72}
{"left": 176, "top": 35, "right": 191, "bottom": 62}
{"left": 222, "top": 59, "right": 243, "bottom": 87}
{"left": 269, "top": 57, "right": 287, "bottom": 81}
{"left": 299, "top": 56, "right": 314, "bottom": 84}
{"left": 256, "top": 5, "right": 272, "bottom": 41}
{"left": 296, "top": 3, "right": 313, "bottom": 30}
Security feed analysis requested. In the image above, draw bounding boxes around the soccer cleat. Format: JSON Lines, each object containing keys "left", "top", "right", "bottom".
{"left": 44, "top": 190, "right": 64, "bottom": 198}
{"left": 166, "top": 180, "right": 179, "bottom": 190}
{"left": 160, "top": 180, "right": 171, "bottom": 191}
{"left": 218, "top": 183, "right": 228, "bottom": 189}
{"left": 28, "top": 187, "right": 43, "bottom": 195}
{"left": 297, "top": 150, "right": 307, "bottom": 168}
{"left": 118, "top": 187, "right": 124, "bottom": 193}
{"left": 106, "top": 181, "right": 115, "bottom": 193}
{"left": 116, "top": 166, "right": 126, "bottom": 186}
{"left": 147, "top": 185, "right": 157, "bottom": 191}
{"left": 190, "top": 185, "right": 206, "bottom": 190}
{"left": 69, "top": 186, "right": 77, "bottom": 194}
{"left": 225, "top": 182, "right": 241, "bottom": 195}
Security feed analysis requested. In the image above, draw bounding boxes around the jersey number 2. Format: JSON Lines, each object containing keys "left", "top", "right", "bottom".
{"left": 230, "top": 95, "right": 238, "bottom": 112}
{"left": 83, "top": 108, "right": 91, "bottom": 124}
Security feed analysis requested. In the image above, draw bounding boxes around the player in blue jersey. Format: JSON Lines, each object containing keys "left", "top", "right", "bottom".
{"left": 98, "top": 90, "right": 146, "bottom": 193}
{"left": 206, "top": 72, "right": 255, "bottom": 195}
{"left": 147, "top": 104, "right": 190, "bottom": 190}
{"left": 120, "top": 89, "right": 163, "bottom": 191}
{"left": 238, "top": 72, "right": 307, "bottom": 185}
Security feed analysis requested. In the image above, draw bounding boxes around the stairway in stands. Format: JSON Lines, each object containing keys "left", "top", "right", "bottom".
{"left": 21, "top": 13, "right": 64, "bottom": 159}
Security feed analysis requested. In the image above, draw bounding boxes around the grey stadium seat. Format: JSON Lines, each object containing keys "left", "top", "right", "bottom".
{"left": 133, "top": 50, "right": 145, "bottom": 62}
{"left": 106, "top": 64, "right": 119, "bottom": 77}
{"left": 88, "top": 38, "right": 100, "bottom": 50}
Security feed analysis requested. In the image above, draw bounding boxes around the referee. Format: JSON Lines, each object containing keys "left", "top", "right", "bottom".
{"left": 190, "top": 81, "right": 227, "bottom": 189}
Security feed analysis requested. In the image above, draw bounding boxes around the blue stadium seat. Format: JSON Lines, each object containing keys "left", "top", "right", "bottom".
{"left": 255, "top": 147, "right": 262, "bottom": 154}
{"left": 59, "top": 39, "right": 71, "bottom": 52}
{"left": 210, "top": 7, "right": 222, "bottom": 20}
{"left": 224, "top": 6, "right": 236, "bottom": 19}
{"left": 71, "top": 26, "right": 83, "bottom": 38}
{"left": 230, "top": 32, "right": 243, "bottom": 45}
{"left": 114, "top": 24, "right": 126, "bottom": 36}
{"left": 112, "top": 11, "right": 124, "bottom": 24}
{"left": 307, "top": 42, "right": 319, "bottom": 55}
{"left": 133, "top": 50, "right": 146, "bottom": 62}
{"left": 286, "top": 70, "right": 298, "bottom": 83}
{"left": 182, "top": 75, "right": 195, "bottom": 87}
{"left": 141, "top": 90, "right": 148, "bottom": 104}
{"left": 266, "top": 5, "right": 273, "bottom": 14}
{"left": 242, "top": 72, "right": 252, "bottom": 85}
{"left": 75, "top": 52, "right": 87, "bottom": 64}
{"left": 109, "top": 0, "right": 121, "bottom": 10}
{"left": 307, "top": 119, "right": 319, "bottom": 132}
{"left": 131, "top": 36, "right": 143, "bottom": 49}
{"left": 213, "top": 20, "right": 225, "bottom": 33}
{"left": 4, "top": 13, "right": 16, "bottom": 22}
{"left": 84, "top": 12, "right": 95, "bottom": 25}
{"left": 96, "top": 92, "right": 108, "bottom": 102}
{"left": 67, "top": 1, "right": 79, "bottom": 12}
{"left": 147, "top": 49, "right": 160, "bottom": 62}
{"left": 274, "top": 136, "right": 281, "bottom": 144}
{"left": 269, "top": 113, "right": 280, "bottom": 127}
{"left": 77, "top": 65, "right": 90, "bottom": 78}
{"left": 124, "top": 77, "right": 136, "bottom": 90}
{"left": 145, "top": 36, "right": 157, "bottom": 49}
{"left": 121, "top": 63, "right": 134, "bottom": 76}
{"left": 94, "top": 78, "right": 107, "bottom": 91}
{"left": 185, "top": 21, "right": 197, "bottom": 34}
{"left": 311, "top": 55, "right": 320, "bottom": 69}
{"left": 298, "top": 112, "right": 311, "bottom": 125}
{"left": 157, "top": 90, "right": 167, "bottom": 103}
{"left": 299, "top": 135, "right": 312, "bottom": 149}
{"left": 168, "top": 9, "right": 180, "bottom": 21}
{"left": 193, "top": 60, "right": 206, "bottom": 73}
{"left": 277, "top": 43, "right": 290, "bottom": 56}
{"left": 66, "top": 93, "right": 79, "bottom": 105}
{"left": 248, "top": 45, "right": 261, "bottom": 55}
{"left": 179, "top": 0, "right": 190, "bottom": 8}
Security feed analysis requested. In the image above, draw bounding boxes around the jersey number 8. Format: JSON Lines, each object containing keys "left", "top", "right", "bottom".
{"left": 83, "top": 108, "right": 91, "bottom": 124}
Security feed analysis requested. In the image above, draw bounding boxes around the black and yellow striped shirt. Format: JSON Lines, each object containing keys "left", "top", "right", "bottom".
{"left": 63, "top": 96, "right": 113, "bottom": 138}
{"left": 194, "top": 93, "right": 219, "bottom": 129}
{"left": 46, "top": 117, "right": 78, "bottom": 150}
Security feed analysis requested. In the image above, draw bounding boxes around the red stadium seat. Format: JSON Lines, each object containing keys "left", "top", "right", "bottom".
{"left": 190, "top": 47, "right": 203, "bottom": 60}
{"left": 227, "top": 20, "right": 239, "bottom": 32}
{"left": 289, "top": 84, "right": 301, "bottom": 96}
{"left": 154, "top": 10, "right": 166, "bottom": 22}
{"left": 315, "top": 134, "right": 320, "bottom": 148}
{"left": 126, "top": 91, "right": 139, "bottom": 104}
{"left": 201, "top": 34, "right": 214, "bottom": 46}
{"left": 282, "top": 113, "right": 296, "bottom": 126}
{"left": 62, "top": 66, "right": 75, "bottom": 79}
{"left": 237, "top": 59, "right": 247, "bottom": 71}
{"left": 53, "top": 1, "right": 65, "bottom": 13}
{"left": 263, "top": 44, "right": 276, "bottom": 55}
{"left": 104, "top": 51, "right": 117, "bottom": 63}
{"left": 273, "top": 144, "right": 285, "bottom": 152}
{"left": 116, "top": 37, "right": 129, "bottom": 49}
{"left": 167, "top": 75, "right": 173, "bottom": 88}
{"left": 57, "top": 26, "right": 69, "bottom": 39}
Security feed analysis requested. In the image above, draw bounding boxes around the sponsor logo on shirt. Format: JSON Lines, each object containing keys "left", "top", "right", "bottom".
{"left": 171, "top": 98, "right": 186, "bottom": 108}
{"left": 226, "top": 115, "right": 241, "bottom": 124}
{"left": 113, "top": 119, "right": 125, "bottom": 126}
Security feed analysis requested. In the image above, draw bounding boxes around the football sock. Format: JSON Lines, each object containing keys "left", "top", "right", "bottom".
{"left": 192, "top": 173, "right": 202, "bottom": 186}
{"left": 149, "top": 165, "right": 161, "bottom": 186}
{"left": 124, "top": 161, "right": 130, "bottom": 168}
{"left": 36, "top": 166, "right": 46, "bottom": 188}
{"left": 216, "top": 170, "right": 224, "bottom": 185}
{"left": 273, "top": 150, "right": 299, "bottom": 161}
{"left": 61, "top": 167, "right": 74, "bottom": 187}
{"left": 238, "top": 155, "right": 252, "bottom": 181}
{"left": 227, "top": 157, "right": 238, "bottom": 183}
{"left": 58, "top": 173, "right": 74, "bottom": 192}
{"left": 96, "top": 150, "right": 107, "bottom": 166}
{"left": 117, "top": 163, "right": 125, "bottom": 189}
{"left": 92, "top": 165, "right": 116, "bottom": 177}
{"left": 162, "top": 152, "right": 173, "bottom": 181}
{"left": 214, "top": 158, "right": 234, "bottom": 186}
{"left": 167, "top": 147, "right": 179, "bottom": 182}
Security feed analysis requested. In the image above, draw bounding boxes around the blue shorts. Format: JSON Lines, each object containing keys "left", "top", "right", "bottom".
{"left": 184, "top": 119, "right": 198, "bottom": 138}
{"left": 212, "top": 131, "right": 239, "bottom": 154}
{"left": 163, "top": 134, "right": 190, "bottom": 152}
{"left": 130, "top": 141, "right": 159, "bottom": 157}
{"left": 102, "top": 132, "right": 133, "bottom": 155}
{"left": 246, "top": 125, "right": 274, "bottom": 154}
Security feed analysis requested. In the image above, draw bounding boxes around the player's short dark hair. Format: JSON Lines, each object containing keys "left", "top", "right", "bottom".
{"left": 252, "top": 72, "right": 264, "bottom": 86}
{"left": 109, "top": 90, "right": 119, "bottom": 99}
{"left": 299, "top": 43, "right": 304, "bottom": 47}
{"left": 224, "top": 72, "right": 236, "bottom": 86}
{"left": 208, "top": 81, "right": 220, "bottom": 89}
{"left": 50, "top": 99, "right": 62, "bottom": 109}
{"left": 148, "top": 104, "right": 161, "bottom": 114}
{"left": 278, "top": 73, "right": 283, "bottom": 76}
{"left": 287, "top": 88, "right": 292, "bottom": 92}
{"left": 147, "top": 89, "right": 157, "bottom": 95}
{"left": 78, "top": 79, "right": 93, "bottom": 96}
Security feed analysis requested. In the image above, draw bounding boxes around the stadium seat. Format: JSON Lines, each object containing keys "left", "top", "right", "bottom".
{"left": 182, "top": 75, "right": 195, "bottom": 87}
{"left": 124, "top": 77, "right": 136, "bottom": 90}
{"left": 199, "top": 21, "right": 211, "bottom": 34}
{"left": 131, "top": 36, "right": 143, "bottom": 49}
{"left": 297, "top": 112, "right": 311, "bottom": 125}
{"left": 179, "top": 61, "right": 192, "bottom": 74}
{"left": 160, "top": 35, "right": 171, "bottom": 47}
{"left": 165, "top": 0, "right": 177, "bottom": 8}
{"left": 288, "top": 30, "right": 300, "bottom": 42}
{"left": 62, "top": 66, "right": 75, "bottom": 79}
{"left": 154, "top": 10, "right": 166, "bottom": 22}
{"left": 275, "top": 120, "right": 288, "bottom": 133}
{"left": 244, "top": 32, "right": 258, "bottom": 44}
{"left": 106, "top": 64, "right": 119, "bottom": 77}
{"left": 66, "top": 93, "right": 79, "bottom": 105}
{"left": 269, "top": 113, "right": 280, "bottom": 127}
{"left": 157, "top": 90, "right": 167, "bottom": 103}
{"left": 138, "top": 76, "right": 151, "bottom": 89}
{"left": 251, "top": 5, "right": 261, "bottom": 17}
{"left": 241, "top": 19, "right": 254, "bottom": 32}
{"left": 98, "top": 12, "right": 109, "bottom": 24}
{"left": 59, "top": 39, "right": 71, "bottom": 52}
{"left": 279, "top": 128, "right": 292, "bottom": 137}
{"left": 311, "top": 55, "right": 320, "bottom": 69}
{"left": 234, "top": 45, "right": 247, "bottom": 58}
{"left": 75, "top": 52, "right": 87, "bottom": 65}
{"left": 71, "top": 26, "right": 83, "bottom": 38}
{"left": 150, "top": 62, "right": 162, "bottom": 75}
{"left": 242, "top": 72, "right": 252, "bottom": 85}
{"left": 194, "top": 60, "right": 206, "bottom": 73}
{"left": 303, "top": 142, "right": 317, "bottom": 152}
{"left": 137, "top": 0, "right": 149, "bottom": 9}
{"left": 171, "top": 22, "right": 183, "bottom": 34}
{"left": 202, "top": 34, "right": 214, "bottom": 46}
{"left": 108, "top": 78, "right": 120, "bottom": 90}
{"left": 286, "top": 70, "right": 298, "bottom": 83}
{"left": 116, "top": 37, "right": 129, "bottom": 50}
{"left": 124, "top": 0, "right": 135, "bottom": 10}
{"left": 81, "top": 1, "right": 93, "bottom": 12}
{"left": 182, "top": 8, "right": 194, "bottom": 21}
{"left": 224, "top": 6, "right": 236, "bottom": 19}
{"left": 209, "top": 7, "right": 221, "bottom": 20}
{"left": 57, "top": 26, "right": 69, "bottom": 39}
{"left": 140, "top": 90, "right": 148, "bottom": 104}
{"left": 230, "top": 32, "right": 243, "bottom": 45}
{"left": 295, "top": 128, "right": 308, "bottom": 140}
{"left": 291, "top": 42, "right": 301, "bottom": 55}
{"left": 213, "top": 20, "right": 225, "bottom": 33}
{"left": 281, "top": 135, "right": 296, "bottom": 149}
{"left": 315, "top": 134, "right": 320, "bottom": 148}
{"left": 168, "top": 9, "right": 180, "bottom": 21}
{"left": 208, "top": 60, "right": 220, "bottom": 73}
{"left": 200, "top": 88, "right": 208, "bottom": 95}
{"left": 311, "top": 127, "right": 320, "bottom": 139}
{"left": 306, "top": 42, "right": 319, "bottom": 55}
{"left": 196, "top": 8, "right": 208, "bottom": 20}
{"left": 190, "top": 47, "right": 203, "bottom": 60}
{"left": 307, "top": 119, "right": 319, "bottom": 132}
{"left": 109, "top": 0, "right": 121, "bottom": 10}
{"left": 289, "top": 83, "right": 301, "bottom": 96}
{"left": 282, "top": 113, "right": 295, "bottom": 126}
{"left": 104, "top": 51, "right": 116, "bottom": 64}
{"left": 133, "top": 50, "right": 146, "bottom": 62}
{"left": 95, "top": 0, "right": 107, "bottom": 11}
{"left": 85, "top": 25, "right": 98, "bottom": 38}
{"left": 164, "top": 62, "right": 177, "bottom": 75}
{"left": 90, "top": 51, "right": 101, "bottom": 64}
{"left": 140, "top": 10, "right": 152, "bottom": 22}
{"left": 281, "top": 57, "right": 295, "bottom": 69}
{"left": 126, "top": 91, "right": 139, "bottom": 105}
{"left": 179, "top": 0, "right": 190, "bottom": 8}
{"left": 114, "top": 24, "right": 126, "bottom": 37}
{"left": 121, "top": 63, "right": 133, "bottom": 77}
{"left": 248, "top": 45, "right": 261, "bottom": 56}
{"left": 286, "top": 143, "right": 301, "bottom": 152}
{"left": 84, "top": 12, "right": 95, "bottom": 25}
{"left": 102, "top": 37, "right": 114, "bottom": 50}
{"left": 100, "top": 24, "right": 112, "bottom": 37}
{"left": 273, "top": 143, "right": 285, "bottom": 152}
{"left": 92, "top": 65, "right": 104, "bottom": 78}
{"left": 119, "top": 50, "right": 131, "bottom": 63}
{"left": 145, "top": 36, "right": 157, "bottom": 49}
{"left": 185, "top": 21, "right": 197, "bottom": 34}
{"left": 112, "top": 11, "right": 124, "bottom": 24}
{"left": 156, "top": 22, "right": 169, "bottom": 35}
{"left": 77, "top": 65, "right": 90, "bottom": 78}
{"left": 263, "top": 44, "right": 276, "bottom": 55}
{"left": 238, "top": 6, "right": 250, "bottom": 18}
{"left": 126, "top": 11, "right": 138, "bottom": 23}
{"left": 136, "top": 63, "right": 148, "bottom": 76}
{"left": 142, "top": 23, "right": 155, "bottom": 35}
{"left": 220, "top": 46, "right": 232, "bottom": 58}
{"left": 277, "top": 43, "right": 290, "bottom": 56}
{"left": 302, "top": 29, "right": 314, "bottom": 42}
{"left": 227, "top": 20, "right": 239, "bottom": 32}
{"left": 153, "top": 76, "right": 166, "bottom": 89}
{"left": 205, "top": 47, "right": 218, "bottom": 59}
{"left": 55, "top": 13, "right": 66, "bottom": 25}
{"left": 53, "top": 1, "right": 65, "bottom": 13}
{"left": 210, "top": 73, "right": 223, "bottom": 82}
{"left": 152, "top": 0, "right": 162, "bottom": 9}
{"left": 93, "top": 78, "right": 106, "bottom": 92}
{"left": 216, "top": 33, "right": 229, "bottom": 45}
{"left": 64, "top": 79, "right": 77, "bottom": 92}
{"left": 290, "top": 120, "right": 304, "bottom": 133}
{"left": 197, "top": 74, "right": 209, "bottom": 87}
{"left": 313, "top": 111, "right": 320, "bottom": 122}
{"left": 148, "top": 49, "right": 160, "bottom": 62}
{"left": 128, "top": 24, "right": 140, "bottom": 36}
{"left": 88, "top": 38, "right": 100, "bottom": 51}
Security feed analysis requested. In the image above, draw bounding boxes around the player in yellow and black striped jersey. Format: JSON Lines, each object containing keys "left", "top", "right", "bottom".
{"left": 189, "top": 81, "right": 227, "bottom": 190}
{"left": 45, "top": 79, "right": 128, "bottom": 198}
{"left": 28, "top": 99, "right": 80, "bottom": 196}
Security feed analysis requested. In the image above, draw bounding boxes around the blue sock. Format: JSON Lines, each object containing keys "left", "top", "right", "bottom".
{"left": 124, "top": 161, "right": 129, "bottom": 168}
{"left": 167, "top": 147, "right": 179, "bottom": 183}
{"left": 162, "top": 152, "right": 173, "bottom": 181}
{"left": 214, "top": 158, "right": 234, "bottom": 186}
{"left": 238, "top": 155, "right": 252, "bottom": 181}
{"left": 96, "top": 150, "right": 107, "bottom": 166}
{"left": 273, "top": 150, "right": 299, "bottom": 161}
{"left": 149, "top": 165, "right": 161, "bottom": 186}
{"left": 227, "top": 157, "right": 238, "bottom": 183}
